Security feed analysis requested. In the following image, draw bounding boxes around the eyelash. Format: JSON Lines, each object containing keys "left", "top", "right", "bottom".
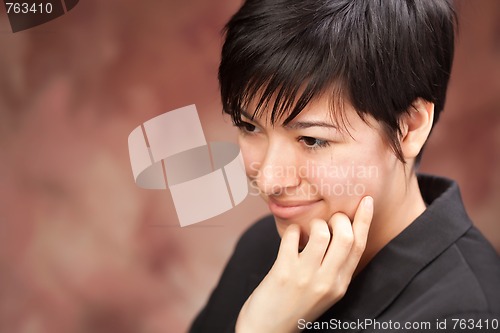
{"left": 234, "top": 121, "right": 258, "bottom": 135}
{"left": 234, "top": 121, "right": 331, "bottom": 150}
{"left": 298, "top": 136, "right": 330, "bottom": 150}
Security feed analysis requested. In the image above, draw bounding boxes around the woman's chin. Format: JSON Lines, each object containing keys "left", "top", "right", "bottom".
{"left": 273, "top": 218, "right": 311, "bottom": 251}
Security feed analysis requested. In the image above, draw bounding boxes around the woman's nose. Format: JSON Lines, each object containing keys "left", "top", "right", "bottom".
{"left": 256, "top": 142, "right": 301, "bottom": 196}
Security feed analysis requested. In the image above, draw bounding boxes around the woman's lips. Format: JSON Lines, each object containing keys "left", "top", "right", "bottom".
{"left": 268, "top": 198, "right": 321, "bottom": 219}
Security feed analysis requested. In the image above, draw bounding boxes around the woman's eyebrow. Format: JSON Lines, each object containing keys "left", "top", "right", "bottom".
{"left": 284, "top": 121, "right": 338, "bottom": 130}
{"left": 240, "top": 110, "right": 338, "bottom": 131}
{"left": 240, "top": 110, "right": 265, "bottom": 126}
{"left": 240, "top": 110, "right": 254, "bottom": 120}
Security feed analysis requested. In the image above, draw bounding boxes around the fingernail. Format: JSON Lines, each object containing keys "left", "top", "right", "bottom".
{"left": 363, "top": 196, "right": 373, "bottom": 210}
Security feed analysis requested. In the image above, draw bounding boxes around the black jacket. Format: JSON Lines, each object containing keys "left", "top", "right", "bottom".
{"left": 190, "top": 175, "right": 500, "bottom": 332}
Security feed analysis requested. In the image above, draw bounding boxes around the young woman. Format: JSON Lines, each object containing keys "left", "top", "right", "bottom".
{"left": 191, "top": 0, "right": 500, "bottom": 332}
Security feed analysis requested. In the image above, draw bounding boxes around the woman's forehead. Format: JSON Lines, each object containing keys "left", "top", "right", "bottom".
{"left": 242, "top": 93, "right": 375, "bottom": 134}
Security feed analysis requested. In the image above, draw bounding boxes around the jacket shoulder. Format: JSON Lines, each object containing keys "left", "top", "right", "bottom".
{"left": 454, "top": 226, "right": 500, "bottom": 314}
{"left": 236, "top": 215, "right": 279, "bottom": 251}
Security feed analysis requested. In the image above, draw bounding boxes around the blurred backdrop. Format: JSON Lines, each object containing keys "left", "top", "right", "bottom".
{"left": 0, "top": 0, "right": 498, "bottom": 332}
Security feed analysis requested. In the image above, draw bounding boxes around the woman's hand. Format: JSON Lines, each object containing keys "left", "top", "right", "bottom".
{"left": 235, "top": 196, "right": 374, "bottom": 333}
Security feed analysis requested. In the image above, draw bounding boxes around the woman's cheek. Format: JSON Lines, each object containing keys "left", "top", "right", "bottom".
{"left": 308, "top": 160, "right": 378, "bottom": 220}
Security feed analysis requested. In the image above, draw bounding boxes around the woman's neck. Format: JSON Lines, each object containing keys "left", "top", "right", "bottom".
{"left": 355, "top": 173, "right": 427, "bottom": 276}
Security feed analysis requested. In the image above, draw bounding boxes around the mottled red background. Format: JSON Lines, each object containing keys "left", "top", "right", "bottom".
{"left": 0, "top": 0, "right": 498, "bottom": 332}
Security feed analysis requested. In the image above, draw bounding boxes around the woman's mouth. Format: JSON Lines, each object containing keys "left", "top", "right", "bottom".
{"left": 267, "top": 197, "right": 321, "bottom": 219}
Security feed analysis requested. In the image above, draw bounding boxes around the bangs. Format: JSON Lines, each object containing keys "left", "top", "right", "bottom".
{"left": 218, "top": 2, "right": 353, "bottom": 130}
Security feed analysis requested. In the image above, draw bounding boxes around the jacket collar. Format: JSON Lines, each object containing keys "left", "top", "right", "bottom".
{"left": 322, "top": 174, "right": 473, "bottom": 322}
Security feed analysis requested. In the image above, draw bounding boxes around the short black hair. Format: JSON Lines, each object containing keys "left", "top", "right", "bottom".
{"left": 219, "top": 0, "right": 457, "bottom": 164}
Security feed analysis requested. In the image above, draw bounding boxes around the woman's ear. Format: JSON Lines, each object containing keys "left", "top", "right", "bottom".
{"left": 400, "top": 98, "right": 434, "bottom": 160}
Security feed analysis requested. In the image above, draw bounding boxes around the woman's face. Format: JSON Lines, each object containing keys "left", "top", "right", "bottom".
{"left": 237, "top": 95, "right": 400, "bottom": 247}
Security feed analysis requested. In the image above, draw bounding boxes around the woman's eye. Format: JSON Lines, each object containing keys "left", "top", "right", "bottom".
{"left": 299, "top": 136, "right": 330, "bottom": 150}
{"left": 235, "top": 121, "right": 258, "bottom": 134}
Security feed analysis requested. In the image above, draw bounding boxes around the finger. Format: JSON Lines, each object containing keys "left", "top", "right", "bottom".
{"left": 300, "top": 218, "right": 331, "bottom": 266}
{"left": 276, "top": 224, "right": 301, "bottom": 264}
{"left": 342, "top": 196, "right": 374, "bottom": 277}
{"left": 320, "top": 212, "right": 354, "bottom": 273}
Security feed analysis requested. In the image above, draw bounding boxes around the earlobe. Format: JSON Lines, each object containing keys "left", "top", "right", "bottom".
{"left": 400, "top": 98, "right": 434, "bottom": 160}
